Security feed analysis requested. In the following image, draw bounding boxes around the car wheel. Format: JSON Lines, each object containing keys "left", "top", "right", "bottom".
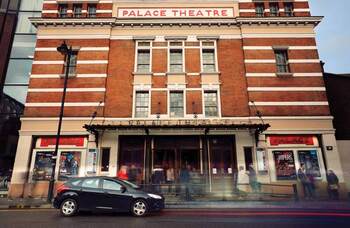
{"left": 60, "top": 198, "right": 78, "bottom": 217}
{"left": 131, "top": 199, "right": 148, "bottom": 217}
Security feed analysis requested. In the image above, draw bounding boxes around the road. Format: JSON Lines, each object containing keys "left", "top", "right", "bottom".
{"left": 1, "top": 209, "right": 350, "bottom": 228}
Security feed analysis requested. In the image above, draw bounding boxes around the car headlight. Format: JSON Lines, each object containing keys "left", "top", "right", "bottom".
{"left": 147, "top": 193, "right": 162, "bottom": 199}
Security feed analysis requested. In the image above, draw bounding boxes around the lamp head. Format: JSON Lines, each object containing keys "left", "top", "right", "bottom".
{"left": 57, "top": 41, "right": 69, "bottom": 55}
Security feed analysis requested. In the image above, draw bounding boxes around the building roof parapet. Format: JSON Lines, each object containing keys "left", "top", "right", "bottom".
{"left": 30, "top": 16, "right": 323, "bottom": 28}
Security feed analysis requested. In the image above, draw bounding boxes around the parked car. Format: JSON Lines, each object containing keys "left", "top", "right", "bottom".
{"left": 53, "top": 177, "right": 164, "bottom": 217}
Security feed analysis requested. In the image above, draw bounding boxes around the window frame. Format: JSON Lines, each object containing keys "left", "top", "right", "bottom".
{"left": 58, "top": 4, "right": 68, "bottom": 18}
{"left": 269, "top": 3, "right": 279, "bottom": 17}
{"left": 87, "top": 4, "right": 97, "bottom": 18}
{"left": 200, "top": 41, "right": 217, "bottom": 73}
{"left": 134, "top": 91, "right": 150, "bottom": 118}
{"left": 203, "top": 90, "right": 219, "bottom": 118}
{"left": 168, "top": 41, "right": 184, "bottom": 73}
{"left": 135, "top": 41, "right": 151, "bottom": 73}
{"left": 255, "top": 3, "right": 265, "bottom": 17}
{"left": 73, "top": 4, "right": 82, "bottom": 18}
{"left": 274, "top": 48, "right": 290, "bottom": 74}
{"left": 63, "top": 51, "right": 78, "bottom": 76}
{"left": 284, "top": 2, "right": 294, "bottom": 17}
{"left": 169, "top": 91, "right": 185, "bottom": 118}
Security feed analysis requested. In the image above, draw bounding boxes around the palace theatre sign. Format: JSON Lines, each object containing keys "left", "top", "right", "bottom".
{"left": 118, "top": 8, "right": 234, "bottom": 18}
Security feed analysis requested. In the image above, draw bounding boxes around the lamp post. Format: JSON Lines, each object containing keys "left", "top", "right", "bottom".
{"left": 47, "top": 41, "right": 74, "bottom": 203}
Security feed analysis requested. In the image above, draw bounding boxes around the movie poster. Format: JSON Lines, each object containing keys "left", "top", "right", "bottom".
{"left": 298, "top": 150, "right": 321, "bottom": 177}
{"left": 58, "top": 151, "right": 81, "bottom": 181}
{"left": 32, "top": 151, "right": 54, "bottom": 181}
{"left": 273, "top": 151, "right": 297, "bottom": 180}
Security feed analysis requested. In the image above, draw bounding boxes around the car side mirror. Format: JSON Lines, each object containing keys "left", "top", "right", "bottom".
{"left": 121, "top": 186, "right": 127, "bottom": 193}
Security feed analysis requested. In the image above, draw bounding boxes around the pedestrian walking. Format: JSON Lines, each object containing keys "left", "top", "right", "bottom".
{"left": 166, "top": 164, "right": 175, "bottom": 194}
{"left": 237, "top": 166, "right": 249, "bottom": 198}
{"left": 298, "top": 163, "right": 313, "bottom": 200}
{"left": 179, "top": 165, "right": 191, "bottom": 201}
{"left": 326, "top": 170, "right": 340, "bottom": 200}
{"left": 248, "top": 164, "right": 261, "bottom": 193}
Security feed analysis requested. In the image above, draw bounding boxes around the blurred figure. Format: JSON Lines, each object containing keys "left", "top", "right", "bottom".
{"left": 117, "top": 165, "right": 129, "bottom": 180}
{"left": 129, "top": 164, "right": 140, "bottom": 184}
{"left": 237, "top": 166, "right": 249, "bottom": 197}
{"left": 151, "top": 166, "right": 165, "bottom": 193}
{"left": 179, "top": 165, "right": 191, "bottom": 201}
{"left": 326, "top": 170, "right": 339, "bottom": 200}
{"left": 166, "top": 164, "right": 175, "bottom": 194}
{"left": 298, "top": 163, "right": 312, "bottom": 200}
{"left": 248, "top": 164, "right": 260, "bottom": 193}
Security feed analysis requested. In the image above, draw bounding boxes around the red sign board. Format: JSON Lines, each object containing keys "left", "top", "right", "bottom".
{"left": 269, "top": 135, "right": 315, "bottom": 146}
{"left": 40, "top": 137, "right": 85, "bottom": 147}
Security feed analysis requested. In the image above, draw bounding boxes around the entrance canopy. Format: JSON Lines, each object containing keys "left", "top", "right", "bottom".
{"left": 83, "top": 119, "right": 270, "bottom": 146}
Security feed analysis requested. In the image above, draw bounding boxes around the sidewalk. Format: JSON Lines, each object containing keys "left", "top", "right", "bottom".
{"left": 1, "top": 197, "right": 350, "bottom": 210}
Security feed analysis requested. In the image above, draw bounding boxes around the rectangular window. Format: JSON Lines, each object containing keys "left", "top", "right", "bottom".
{"left": 298, "top": 150, "right": 321, "bottom": 178}
{"left": 274, "top": 49, "right": 290, "bottom": 73}
{"left": 87, "top": 4, "right": 97, "bottom": 17}
{"left": 137, "top": 50, "right": 150, "bottom": 72}
{"left": 255, "top": 3, "right": 265, "bottom": 17}
{"left": 32, "top": 151, "right": 54, "bottom": 181}
{"left": 169, "top": 91, "right": 184, "bottom": 117}
{"left": 204, "top": 91, "right": 218, "bottom": 117}
{"left": 101, "top": 148, "right": 110, "bottom": 172}
{"left": 169, "top": 49, "right": 183, "bottom": 73}
{"left": 284, "top": 3, "right": 294, "bottom": 17}
{"left": 73, "top": 4, "right": 82, "bottom": 18}
{"left": 269, "top": 3, "right": 279, "bottom": 17}
{"left": 64, "top": 52, "right": 78, "bottom": 75}
{"left": 244, "top": 147, "right": 253, "bottom": 171}
{"left": 58, "top": 4, "right": 68, "bottom": 18}
{"left": 135, "top": 91, "right": 149, "bottom": 118}
{"left": 202, "top": 49, "right": 216, "bottom": 72}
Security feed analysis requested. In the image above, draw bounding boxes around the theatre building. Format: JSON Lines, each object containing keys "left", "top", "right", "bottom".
{"left": 9, "top": 0, "right": 346, "bottom": 200}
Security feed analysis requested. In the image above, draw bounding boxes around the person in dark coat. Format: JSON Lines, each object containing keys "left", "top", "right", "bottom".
{"left": 326, "top": 170, "right": 340, "bottom": 200}
{"left": 179, "top": 165, "right": 191, "bottom": 201}
{"left": 298, "top": 163, "right": 313, "bottom": 200}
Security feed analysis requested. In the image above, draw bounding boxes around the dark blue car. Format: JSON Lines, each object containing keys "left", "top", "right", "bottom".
{"left": 53, "top": 176, "right": 164, "bottom": 217}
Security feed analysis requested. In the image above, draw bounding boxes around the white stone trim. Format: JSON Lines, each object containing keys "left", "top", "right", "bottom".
{"left": 25, "top": 102, "right": 105, "bottom": 107}
{"left": 247, "top": 87, "right": 326, "bottom": 92}
{"left": 28, "top": 88, "right": 106, "bottom": 92}
{"left": 249, "top": 101, "right": 329, "bottom": 106}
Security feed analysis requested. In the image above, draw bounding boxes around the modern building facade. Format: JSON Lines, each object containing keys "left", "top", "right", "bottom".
{"left": 9, "top": 0, "right": 346, "bottom": 200}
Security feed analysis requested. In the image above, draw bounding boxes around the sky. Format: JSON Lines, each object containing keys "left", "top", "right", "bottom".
{"left": 309, "top": 0, "right": 350, "bottom": 74}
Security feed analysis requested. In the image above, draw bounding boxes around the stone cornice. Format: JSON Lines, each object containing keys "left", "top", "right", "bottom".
{"left": 30, "top": 16, "right": 323, "bottom": 28}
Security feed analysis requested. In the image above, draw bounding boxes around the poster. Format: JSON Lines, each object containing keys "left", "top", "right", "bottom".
{"left": 32, "top": 151, "right": 54, "bottom": 181}
{"left": 256, "top": 148, "right": 268, "bottom": 173}
{"left": 273, "top": 150, "right": 297, "bottom": 180}
{"left": 298, "top": 150, "right": 321, "bottom": 177}
{"left": 86, "top": 149, "right": 98, "bottom": 174}
{"left": 58, "top": 151, "right": 81, "bottom": 181}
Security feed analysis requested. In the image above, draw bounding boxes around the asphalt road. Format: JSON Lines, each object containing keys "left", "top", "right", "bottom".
{"left": 1, "top": 209, "right": 350, "bottom": 228}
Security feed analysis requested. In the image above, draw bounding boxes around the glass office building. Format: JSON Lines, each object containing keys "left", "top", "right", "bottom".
{"left": 3, "top": 0, "right": 43, "bottom": 104}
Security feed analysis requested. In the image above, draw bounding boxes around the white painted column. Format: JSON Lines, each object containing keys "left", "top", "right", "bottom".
{"left": 11, "top": 135, "right": 33, "bottom": 184}
{"left": 321, "top": 133, "right": 345, "bottom": 182}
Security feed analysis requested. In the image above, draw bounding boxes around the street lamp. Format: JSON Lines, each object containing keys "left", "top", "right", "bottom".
{"left": 47, "top": 41, "right": 75, "bottom": 202}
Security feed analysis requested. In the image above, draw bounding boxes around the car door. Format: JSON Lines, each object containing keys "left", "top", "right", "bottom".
{"left": 101, "top": 179, "right": 133, "bottom": 212}
{"left": 79, "top": 178, "right": 105, "bottom": 210}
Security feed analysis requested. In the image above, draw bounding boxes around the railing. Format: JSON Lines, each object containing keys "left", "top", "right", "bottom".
{"left": 139, "top": 182, "right": 298, "bottom": 202}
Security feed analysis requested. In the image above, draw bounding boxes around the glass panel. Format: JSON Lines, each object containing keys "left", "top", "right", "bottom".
{"left": 202, "top": 49, "right": 216, "bottom": 72}
{"left": 82, "top": 178, "right": 99, "bottom": 189}
{"left": 210, "top": 136, "right": 235, "bottom": 176}
{"left": 101, "top": 148, "right": 110, "bottom": 172}
{"left": 58, "top": 151, "right": 81, "bottom": 181}
{"left": 275, "top": 50, "right": 289, "bottom": 73}
{"left": 273, "top": 150, "right": 297, "bottom": 180}
{"left": 270, "top": 3, "right": 279, "bottom": 16}
{"left": 285, "top": 3, "right": 294, "bottom": 16}
{"left": 170, "top": 92, "right": 184, "bottom": 117}
{"left": 32, "top": 151, "right": 54, "bottom": 181}
{"left": 5, "top": 59, "right": 32, "bottom": 84}
{"left": 1, "top": 0, "right": 9, "bottom": 10}
{"left": 88, "top": 4, "right": 96, "bottom": 17}
{"left": 3, "top": 86, "right": 28, "bottom": 104}
{"left": 10, "top": 35, "right": 36, "bottom": 58}
{"left": 73, "top": 4, "right": 82, "bottom": 18}
{"left": 16, "top": 12, "right": 40, "bottom": 33}
{"left": 103, "top": 180, "right": 122, "bottom": 191}
{"left": 135, "top": 92, "right": 149, "bottom": 118}
{"left": 298, "top": 150, "right": 321, "bottom": 178}
{"left": 204, "top": 92, "right": 218, "bottom": 117}
{"left": 8, "top": 0, "right": 20, "bottom": 10}
{"left": 255, "top": 3, "right": 264, "bottom": 17}
{"left": 118, "top": 136, "right": 145, "bottom": 184}
{"left": 20, "top": 0, "right": 43, "bottom": 11}
{"left": 170, "top": 49, "right": 183, "bottom": 72}
{"left": 58, "top": 4, "right": 68, "bottom": 18}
